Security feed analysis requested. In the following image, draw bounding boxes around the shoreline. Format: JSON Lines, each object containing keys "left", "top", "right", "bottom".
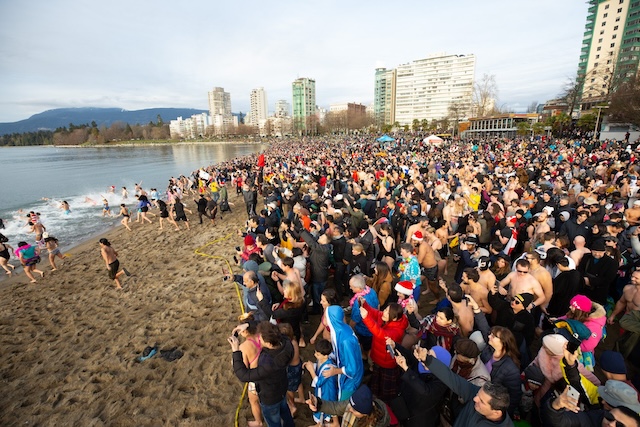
{"left": 0, "top": 192, "right": 311, "bottom": 426}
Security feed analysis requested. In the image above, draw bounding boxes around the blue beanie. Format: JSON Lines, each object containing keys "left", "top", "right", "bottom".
{"left": 600, "top": 350, "right": 627, "bottom": 375}
{"left": 419, "top": 345, "right": 452, "bottom": 374}
{"left": 349, "top": 385, "right": 373, "bottom": 414}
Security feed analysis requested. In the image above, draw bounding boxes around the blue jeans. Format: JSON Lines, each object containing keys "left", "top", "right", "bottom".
{"left": 312, "top": 281, "right": 327, "bottom": 313}
{"left": 260, "top": 398, "right": 294, "bottom": 427}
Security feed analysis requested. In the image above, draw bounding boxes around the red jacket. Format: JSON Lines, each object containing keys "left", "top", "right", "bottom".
{"left": 362, "top": 302, "right": 408, "bottom": 368}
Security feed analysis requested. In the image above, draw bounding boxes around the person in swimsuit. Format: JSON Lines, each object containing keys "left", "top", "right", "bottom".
{"left": 15, "top": 241, "right": 44, "bottom": 283}
{"left": 121, "top": 187, "right": 129, "bottom": 200}
{"left": 44, "top": 236, "right": 64, "bottom": 271}
{"left": 102, "top": 197, "right": 112, "bottom": 217}
{"left": 99, "top": 238, "right": 129, "bottom": 289}
{"left": 119, "top": 204, "right": 132, "bottom": 232}
{"left": 135, "top": 195, "right": 153, "bottom": 224}
{"left": 231, "top": 317, "right": 264, "bottom": 427}
{"left": 28, "top": 221, "right": 46, "bottom": 247}
{"left": 0, "top": 233, "right": 16, "bottom": 276}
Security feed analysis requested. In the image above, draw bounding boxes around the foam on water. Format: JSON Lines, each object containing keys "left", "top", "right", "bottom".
{"left": 1, "top": 189, "right": 133, "bottom": 251}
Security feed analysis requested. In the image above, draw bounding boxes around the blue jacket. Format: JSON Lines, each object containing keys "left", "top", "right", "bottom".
{"left": 350, "top": 288, "right": 379, "bottom": 337}
{"left": 326, "top": 306, "right": 364, "bottom": 399}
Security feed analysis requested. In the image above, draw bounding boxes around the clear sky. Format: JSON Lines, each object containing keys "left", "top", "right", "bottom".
{"left": 0, "top": 0, "right": 589, "bottom": 123}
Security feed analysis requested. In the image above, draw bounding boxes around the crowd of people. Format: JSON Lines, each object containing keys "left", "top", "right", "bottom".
{"left": 220, "top": 135, "right": 640, "bottom": 427}
{"left": 3, "top": 133, "right": 640, "bottom": 426}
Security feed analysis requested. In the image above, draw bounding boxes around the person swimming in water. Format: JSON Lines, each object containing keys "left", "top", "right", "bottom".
{"left": 60, "top": 200, "right": 71, "bottom": 215}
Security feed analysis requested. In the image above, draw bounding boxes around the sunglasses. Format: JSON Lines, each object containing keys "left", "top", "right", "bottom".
{"left": 512, "top": 299, "right": 522, "bottom": 305}
{"left": 604, "top": 410, "right": 626, "bottom": 427}
{"left": 516, "top": 269, "right": 528, "bottom": 273}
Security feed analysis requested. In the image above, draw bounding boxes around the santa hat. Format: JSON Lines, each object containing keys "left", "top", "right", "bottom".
{"left": 411, "top": 231, "right": 424, "bottom": 241}
{"left": 395, "top": 280, "right": 414, "bottom": 296}
{"left": 507, "top": 216, "right": 517, "bottom": 225}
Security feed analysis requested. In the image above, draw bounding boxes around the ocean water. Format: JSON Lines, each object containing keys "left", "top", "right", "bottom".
{"left": 0, "top": 143, "right": 262, "bottom": 249}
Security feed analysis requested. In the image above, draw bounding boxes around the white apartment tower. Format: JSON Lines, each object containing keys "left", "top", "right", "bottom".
{"left": 249, "top": 87, "right": 268, "bottom": 125}
{"left": 394, "top": 53, "right": 475, "bottom": 125}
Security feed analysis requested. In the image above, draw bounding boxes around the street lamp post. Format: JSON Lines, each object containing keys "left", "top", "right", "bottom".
{"left": 593, "top": 105, "right": 608, "bottom": 140}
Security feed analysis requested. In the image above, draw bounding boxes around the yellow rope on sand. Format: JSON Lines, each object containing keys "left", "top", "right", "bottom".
{"left": 194, "top": 231, "right": 247, "bottom": 427}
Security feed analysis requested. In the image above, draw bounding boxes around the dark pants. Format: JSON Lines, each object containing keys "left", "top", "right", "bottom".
{"left": 260, "top": 398, "right": 294, "bottom": 427}
{"left": 311, "top": 281, "right": 327, "bottom": 314}
{"left": 333, "top": 263, "right": 348, "bottom": 299}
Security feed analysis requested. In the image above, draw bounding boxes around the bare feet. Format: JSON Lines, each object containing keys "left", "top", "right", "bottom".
{"left": 298, "top": 339, "right": 306, "bottom": 348}
{"left": 247, "top": 421, "right": 263, "bottom": 427}
{"left": 51, "top": 268, "right": 58, "bottom": 271}
{"left": 38, "top": 271, "right": 45, "bottom": 278}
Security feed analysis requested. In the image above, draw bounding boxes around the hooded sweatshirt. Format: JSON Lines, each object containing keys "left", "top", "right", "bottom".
{"left": 326, "top": 305, "right": 364, "bottom": 399}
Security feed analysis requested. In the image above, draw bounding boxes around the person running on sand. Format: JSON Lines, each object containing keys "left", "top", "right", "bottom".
{"left": 15, "top": 241, "right": 45, "bottom": 283}
{"left": 173, "top": 197, "right": 192, "bottom": 230}
{"left": 119, "top": 204, "right": 132, "bottom": 232}
{"left": 135, "top": 195, "right": 153, "bottom": 224}
{"left": 99, "top": 238, "right": 129, "bottom": 289}
{"left": 0, "top": 233, "right": 16, "bottom": 276}
{"left": 157, "top": 200, "right": 179, "bottom": 231}
{"left": 44, "top": 236, "right": 64, "bottom": 271}
{"left": 27, "top": 220, "right": 46, "bottom": 247}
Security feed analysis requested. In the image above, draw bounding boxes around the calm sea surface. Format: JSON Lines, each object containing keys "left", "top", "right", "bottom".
{"left": 0, "top": 143, "right": 263, "bottom": 249}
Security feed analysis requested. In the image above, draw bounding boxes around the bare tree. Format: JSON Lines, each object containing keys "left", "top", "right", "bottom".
{"left": 609, "top": 75, "right": 640, "bottom": 127}
{"left": 472, "top": 73, "right": 498, "bottom": 117}
{"left": 526, "top": 101, "right": 538, "bottom": 113}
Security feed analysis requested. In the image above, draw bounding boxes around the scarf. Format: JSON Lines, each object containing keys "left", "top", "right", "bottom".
{"left": 451, "top": 358, "right": 475, "bottom": 379}
{"left": 350, "top": 286, "right": 371, "bottom": 308}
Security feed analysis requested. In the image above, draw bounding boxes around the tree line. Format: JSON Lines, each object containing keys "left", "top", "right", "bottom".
{"left": 0, "top": 118, "right": 170, "bottom": 147}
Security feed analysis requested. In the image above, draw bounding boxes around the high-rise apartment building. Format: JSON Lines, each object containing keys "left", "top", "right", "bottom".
{"left": 248, "top": 87, "right": 268, "bottom": 125}
{"left": 208, "top": 87, "right": 232, "bottom": 117}
{"left": 393, "top": 53, "right": 475, "bottom": 126}
{"left": 207, "top": 87, "right": 235, "bottom": 133}
{"left": 292, "top": 78, "right": 316, "bottom": 133}
{"left": 275, "top": 99, "right": 290, "bottom": 117}
{"left": 374, "top": 68, "right": 396, "bottom": 127}
{"left": 578, "top": 0, "right": 640, "bottom": 110}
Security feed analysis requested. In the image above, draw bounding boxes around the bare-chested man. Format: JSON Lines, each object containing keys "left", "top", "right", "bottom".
{"left": 28, "top": 221, "right": 46, "bottom": 246}
{"left": 610, "top": 270, "right": 640, "bottom": 357}
{"left": 498, "top": 259, "right": 545, "bottom": 311}
{"left": 405, "top": 216, "right": 429, "bottom": 244}
{"left": 413, "top": 230, "right": 439, "bottom": 300}
{"left": 99, "top": 238, "right": 129, "bottom": 289}
{"left": 441, "top": 278, "right": 474, "bottom": 337}
{"left": 570, "top": 235, "right": 591, "bottom": 266}
{"left": 461, "top": 267, "right": 491, "bottom": 314}
{"left": 476, "top": 256, "right": 498, "bottom": 292}
{"left": 525, "top": 251, "right": 552, "bottom": 310}
{"left": 625, "top": 200, "right": 640, "bottom": 226}
{"left": 609, "top": 270, "right": 640, "bottom": 324}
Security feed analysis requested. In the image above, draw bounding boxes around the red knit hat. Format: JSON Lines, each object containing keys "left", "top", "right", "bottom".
{"left": 244, "top": 234, "right": 255, "bottom": 246}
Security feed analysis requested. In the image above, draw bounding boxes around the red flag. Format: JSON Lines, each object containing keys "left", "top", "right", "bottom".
{"left": 257, "top": 153, "right": 265, "bottom": 168}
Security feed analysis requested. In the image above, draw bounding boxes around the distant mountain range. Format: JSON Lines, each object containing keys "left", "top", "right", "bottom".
{"left": 0, "top": 107, "right": 210, "bottom": 135}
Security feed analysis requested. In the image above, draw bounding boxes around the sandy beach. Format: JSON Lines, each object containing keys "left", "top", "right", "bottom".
{"left": 0, "top": 194, "right": 317, "bottom": 426}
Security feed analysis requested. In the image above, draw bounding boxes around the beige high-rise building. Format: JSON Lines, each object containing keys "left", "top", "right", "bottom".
{"left": 248, "top": 87, "right": 268, "bottom": 125}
